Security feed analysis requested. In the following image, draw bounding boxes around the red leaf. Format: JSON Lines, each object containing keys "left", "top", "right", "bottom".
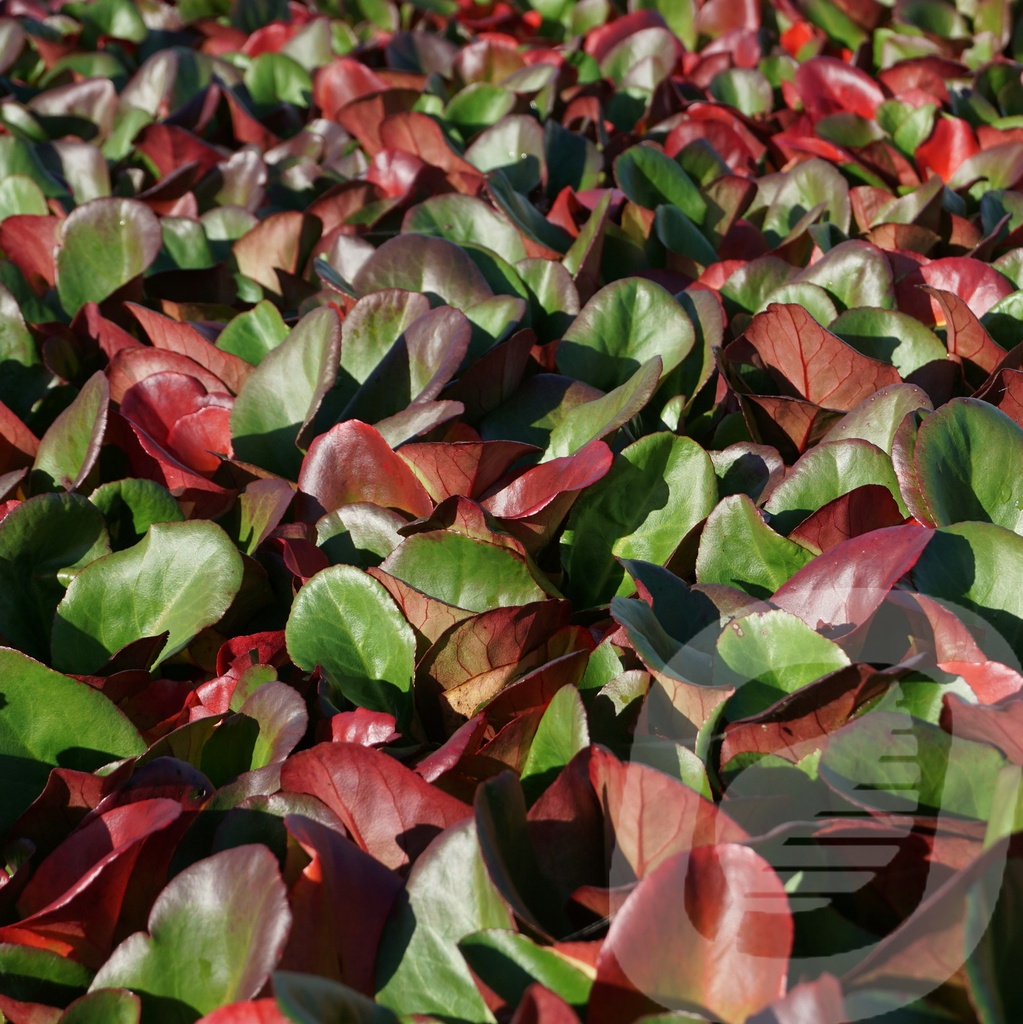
{"left": 0, "top": 400, "right": 39, "bottom": 474}
{"left": 367, "top": 569, "right": 473, "bottom": 647}
{"left": 772, "top": 525, "right": 932, "bottom": 636}
{"left": 480, "top": 440, "right": 613, "bottom": 519}
{"left": 589, "top": 747, "right": 747, "bottom": 881}
{"left": 279, "top": 814, "right": 403, "bottom": 993}
{"left": 127, "top": 303, "right": 251, "bottom": 394}
{"left": 916, "top": 116, "right": 979, "bottom": 181}
{"left": 896, "top": 257, "right": 1013, "bottom": 326}
{"left": 107, "top": 346, "right": 231, "bottom": 404}
{"left": 739, "top": 393, "right": 841, "bottom": 460}
{"left": 737, "top": 304, "right": 902, "bottom": 412}
{"left": 334, "top": 89, "right": 422, "bottom": 157}
{"left": 941, "top": 692, "right": 1023, "bottom": 762}
{"left": 721, "top": 664, "right": 904, "bottom": 766}
{"left": 918, "top": 285, "right": 1005, "bottom": 381}
{"left": 197, "top": 1000, "right": 288, "bottom": 1024}
{"left": 0, "top": 799, "right": 181, "bottom": 966}
{"left": 940, "top": 660, "right": 1023, "bottom": 703}
{"left": 788, "top": 484, "right": 906, "bottom": 554}
{"left": 0, "top": 215, "right": 59, "bottom": 290}
{"left": 297, "top": 419, "right": 434, "bottom": 520}
{"left": 134, "top": 123, "right": 223, "bottom": 179}
{"left": 398, "top": 440, "right": 538, "bottom": 504}
{"left": 378, "top": 111, "right": 486, "bottom": 194}
{"left": 509, "top": 984, "right": 579, "bottom": 1024}
{"left": 165, "top": 403, "right": 233, "bottom": 474}
{"left": 973, "top": 367, "right": 1023, "bottom": 427}
{"left": 748, "top": 974, "right": 846, "bottom": 1024}
{"left": 327, "top": 708, "right": 400, "bottom": 746}
{"left": 233, "top": 211, "right": 322, "bottom": 296}
{"left": 794, "top": 56, "right": 886, "bottom": 120}
{"left": 589, "top": 844, "right": 791, "bottom": 1024}
{"left": 313, "top": 59, "right": 390, "bottom": 121}
{"left": 583, "top": 10, "right": 668, "bottom": 61}
{"left": 279, "top": 742, "right": 471, "bottom": 871}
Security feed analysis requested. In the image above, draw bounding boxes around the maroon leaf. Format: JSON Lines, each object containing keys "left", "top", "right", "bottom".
{"left": 279, "top": 814, "right": 403, "bottom": 993}
{"left": 367, "top": 569, "right": 473, "bottom": 647}
{"left": 919, "top": 286, "right": 1005, "bottom": 383}
{"left": 0, "top": 799, "right": 181, "bottom": 966}
{"left": 197, "top": 1001, "right": 288, "bottom": 1024}
{"left": 397, "top": 440, "right": 538, "bottom": 504}
{"left": 508, "top": 984, "right": 579, "bottom": 1024}
{"left": 738, "top": 393, "right": 842, "bottom": 459}
{"left": 794, "top": 56, "right": 886, "bottom": 120}
{"left": 107, "top": 347, "right": 231, "bottom": 404}
{"left": 589, "top": 844, "right": 791, "bottom": 1024}
{"left": 772, "top": 525, "right": 932, "bottom": 637}
{"left": 973, "top": 367, "right": 1023, "bottom": 427}
{"left": 589, "top": 747, "right": 747, "bottom": 881}
{"left": 297, "top": 419, "right": 433, "bottom": 520}
{"left": 896, "top": 257, "right": 1013, "bottom": 326}
{"left": 443, "top": 328, "right": 537, "bottom": 420}
{"left": 737, "top": 304, "right": 902, "bottom": 412}
{"left": 941, "top": 692, "right": 1023, "bottom": 762}
{"left": 788, "top": 485, "right": 906, "bottom": 554}
{"left": 720, "top": 664, "right": 906, "bottom": 767}
{"left": 279, "top": 742, "right": 471, "bottom": 871}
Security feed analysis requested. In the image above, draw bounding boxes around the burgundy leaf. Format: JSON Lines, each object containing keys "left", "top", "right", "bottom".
{"left": 279, "top": 742, "right": 471, "bottom": 871}
{"left": 398, "top": 440, "right": 538, "bottom": 504}
{"left": 788, "top": 485, "right": 906, "bottom": 554}
{"left": 589, "top": 844, "right": 791, "bottom": 1024}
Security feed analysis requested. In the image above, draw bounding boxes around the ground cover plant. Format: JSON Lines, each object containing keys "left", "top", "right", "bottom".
{"left": 8, "top": 0, "right": 1023, "bottom": 1021}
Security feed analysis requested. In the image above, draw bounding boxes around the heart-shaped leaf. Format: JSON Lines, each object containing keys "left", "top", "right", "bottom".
{"left": 52, "top": 520, "right": 243, "bottom": 674}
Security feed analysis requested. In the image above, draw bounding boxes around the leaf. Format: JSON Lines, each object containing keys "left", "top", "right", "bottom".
{"left": 519, "top": 686, "right": 589, "bottom": 805}
{"left": 911, "top": 398, "right": 1023, "bottom": 533}
{"left": 457, "top": 930, "right": 593, "bottom": 1013}
{"left": 772, "top": 525, "right": 933, "bottom": 635}
{"left": 89, "top": 478, "right": 184, "bottom": 549}
{"left": 820, "top": 711, "right": 1009, "bottom": 820}
{"left": 89, "top": 846, "right": 291, "bottom": 1023}
{"left": 378, "top": 532, "right": 550, "bottom": 612}
{"left": 763, "top": 439, "right": 905, "bottom": 535}
{"left": 737, "top": 304, "right": 902, "bottom": 411}
{"left": 0, "top": 943, "right": 92, "bottom": 1017}
{"left": 31, "top": 371, "right": 108, "bottom": 494}
{"left": 402, "top": 194, "right": 527, "bottom": 264}
{"left": 375, "top": 820, "right": 511, "bottom": 1022}
{"left": 274, "top": 974, "right": 397, "bottom": 1024}
{"left": 58, "top": 988, "right": 141, "bottom": 1023}
{"left": 298, "top": 420, "right": 433, "bottom": 520}
{"left": 216, "top": 301, "right": 290, "bottom": 367}
{"left": 589, "top": 845, "right": 791, "bottom": 1024}
{"left": 0, "top": 492, "right": 109, "bottom": 660}
{"left": 55, "top": 198, "right": 161, "bottom": 316}
{"left": 230, "top": 307, "right": 341, "bottom": 479}
{"left": 0, "top": 647, "right": 144, "bottom": 832}
{"left": 465, "top": 115, "right": 546, "bottom": 194}
{"left": 613, "top": 144, "right": 706, "bottom": 223}
{"left": 821, "top": 382, "right": 933, "bottom": 454}
{"left": 715, "top": 610, "right": 851, "bottom": 720}
{"left": 912, "top": 523, "right": 1023, "bottom": 668}
{"left": 285, "top": 564, "right": 415, "bottom": 726}
{"left": 352, "top": 234, "right": 493, "bottom": 311}
{"left": 562, "top": 433, "right": 716, "bottom": 607}
{"left": 52, "top": 521, "right": 243, "bottom": 674}
{"left": 830, "top": 308, "right": 946, "bottom": 378}
{"left": 281, "top": 742, "right": 470, "bottom": 872}
{"left": 557, "top": 278, "right": 694, "bottom": 393}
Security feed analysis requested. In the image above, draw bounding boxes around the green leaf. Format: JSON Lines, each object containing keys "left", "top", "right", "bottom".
{"left": 0, "top": 174, "right": 47, "bottom": 219}
{"left": 696, "top": 494, "right": 815, "bottom": 599}
{"left": 0, "top": 492, "right": 109, "bottom": 660}
{"left": 285, "top": 564, "right": 415, "bottom": 727}
{"left": 519, "top": 686, "right": 589, "bottom": 804}
{"left": 230, "top": 307, "right": 341, "bottom": 479}
{"left": 55, "top": 198, "right": 161, "bottom": 316}
{"left": 830, "top": 307, "right": 946, "bottom": 376}
{"left": 562, "top": 433, "right": 716, "bottom": 607}
{"left": 458, "top": 930, "right": 593, "bottom": 1011}
{"left": 275, "top": 973, "right": 399, "bottom": 1024}
{"left": 614, "top": 144, "right": 707, "bottom": 224}
{"left": 31, "top": 371, "right": 108, "bottom": 493}
{"left": 912, "top": 523, "right": 1023, "bottom": 668}
{"left": 821, "top": 711, "right": 1008, "bottom": 820}
{"left": 715, "top": 610, "right": 851, "bottom": 720}
{"left": 822, "top": 382, "right": 932, "bottom": 454}
{"left": 379, "top": 532, "right": 550, "bottom": 612}
{"left": 216, "top": 300, "right": 289, "bottom": 366}
{"left": 244, "top": 52, "right": 312, "bottom": 109}
{"left": 0, "top": 281, "right": 50, "bottom": 420}
{"left": 912, "top": 398, "right": 1023, "bottom": 533}
{"left": 558, "top": 278, "right": 694, "bottom": 393}
{"left": 445, "top": 83, "right": 516, "bottom": 140}
{"left": 761, "top": 159, "right": 851, "bottom": 246}
{"left": 0, "top": 943, "right": 93, "bottom": 1010}
{"left": 375, "top": 820, "right": 511, "bottom": 1022}
{"left": 763, "top": 439, "right": 905, "bottom": 535}
{"left": 466, "top": 115, "right": 546, "bottom": 195}
{"left": 89, "top": 846, "right": 291, "bottom": 1023}
{"left": 59, "top": 989, "right": 141, "bottom": 1024}
{"left": 52, "top": 521, "right": 243, "bottom": 674}
{"left": 545, "top": 356, "right": 663, "bottom": 459}
{"left": 403, "top": 194, "right": 527, "bottom": 265}
{"left": 88, "top": 478, "right": 183, "bottom": 550}
{"left": 0, "top": 647, "right": 144, "bottom": 831}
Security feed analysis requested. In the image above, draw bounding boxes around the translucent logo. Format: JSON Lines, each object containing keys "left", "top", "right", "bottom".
{"left": 609, "top": 588, "right": 1020, "bottom": 1021}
